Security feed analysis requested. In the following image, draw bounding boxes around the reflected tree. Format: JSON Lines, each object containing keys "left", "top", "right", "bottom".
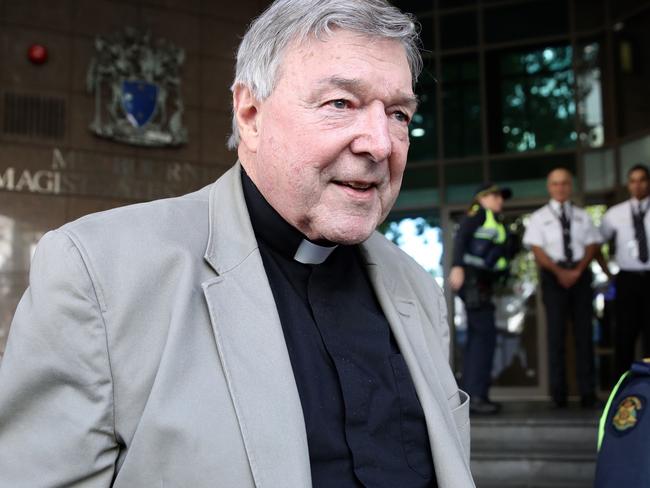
{"left": 501, "top": 46, "right": 577, "bottom": 152}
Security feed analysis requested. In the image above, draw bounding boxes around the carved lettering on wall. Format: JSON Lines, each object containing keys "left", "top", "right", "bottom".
{"left": 0, "top": 148, "right": 221, "bottom": 201}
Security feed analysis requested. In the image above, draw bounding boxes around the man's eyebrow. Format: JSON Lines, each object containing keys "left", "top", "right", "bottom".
{"left": 314, "top": 76, "right": 419, "bottom": 110}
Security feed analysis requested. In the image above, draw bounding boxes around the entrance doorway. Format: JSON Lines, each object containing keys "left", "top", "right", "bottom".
{"left": 445, "top": 207, "right": 549, "bottom": 399}
{"left": 444, "top": 203, "right": 613, "bottom": 400}
{"left": 382, "top": 203, "right": 612, "bottom": 400}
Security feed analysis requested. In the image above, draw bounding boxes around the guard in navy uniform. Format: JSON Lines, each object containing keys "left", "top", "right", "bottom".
{"left": 595, "top": 359, "right": 650, "bottom": 487}
{"left": 449, "top": 183, "right": 515, "bottom": 415}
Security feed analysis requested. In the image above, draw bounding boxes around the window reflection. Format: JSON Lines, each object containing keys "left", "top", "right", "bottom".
{"left": 442, "top": 56, "right": 481, "bottom": 158}
{"left": 492, "top": 45, "right": 577, "bottom": 153}
{"left": 576, "top": 42, "right": 604, "bottom": 147}
{"left": 408, "top": 66, "right": 437, "bottom": 163}
{"left": 380, "top": 214, "right": 443, "bottom": 288}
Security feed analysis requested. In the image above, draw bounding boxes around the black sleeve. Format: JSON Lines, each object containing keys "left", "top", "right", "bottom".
{"left": 452, "top": 208, "right": 485, "bottom": 267}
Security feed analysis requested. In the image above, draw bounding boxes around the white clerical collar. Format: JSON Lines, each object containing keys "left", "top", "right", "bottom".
{"left": 293, "top": 239, "right": 338, "bottom": 265}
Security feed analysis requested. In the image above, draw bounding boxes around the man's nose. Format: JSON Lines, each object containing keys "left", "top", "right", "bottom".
{"left": 350, "top": 102, "right": 392, "bottom": 162}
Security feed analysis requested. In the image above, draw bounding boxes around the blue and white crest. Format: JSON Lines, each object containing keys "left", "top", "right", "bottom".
{"left": 87, "top": 27, "right": 187, "bottom": 147}
{"left": 121, "top": 80, "right": 159, "bottom": 128}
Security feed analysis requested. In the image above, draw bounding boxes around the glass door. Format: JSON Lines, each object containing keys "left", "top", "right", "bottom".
{"left": 446, "top": 207, "right": 549, "bottom": 399}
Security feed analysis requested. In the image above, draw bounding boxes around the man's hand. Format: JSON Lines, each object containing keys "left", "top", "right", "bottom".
{"left": 448, "top": 266, "right": 465, "bottom": 291}
{"left": 556, "top": 268, "right": 581, "bottom": 289}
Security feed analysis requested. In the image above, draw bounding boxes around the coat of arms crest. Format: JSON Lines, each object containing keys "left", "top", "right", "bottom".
{"left": 86, "top": 27, "right": 187, "bottom": 147}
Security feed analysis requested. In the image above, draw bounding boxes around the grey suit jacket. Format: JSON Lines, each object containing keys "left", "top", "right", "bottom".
{"left": 0, "top": 163, "right": 474, "bottom": 487}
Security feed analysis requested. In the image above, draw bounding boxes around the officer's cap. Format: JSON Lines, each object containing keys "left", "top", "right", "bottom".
{"left": 474, "top": 182, "right": 512, "bottom": 200}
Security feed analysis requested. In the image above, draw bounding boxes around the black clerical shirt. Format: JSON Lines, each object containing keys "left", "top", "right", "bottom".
{"left": 241, "top": 170, "right": 436, "bottom": 488}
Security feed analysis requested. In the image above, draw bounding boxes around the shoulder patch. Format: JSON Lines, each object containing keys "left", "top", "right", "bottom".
{"left": 612, "top": 395, "right": 645, "bottom": 433}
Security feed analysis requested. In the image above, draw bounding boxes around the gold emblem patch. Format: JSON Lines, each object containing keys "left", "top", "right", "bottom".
{"left": 612, "top": 396, "right": 643, "bottom": 432}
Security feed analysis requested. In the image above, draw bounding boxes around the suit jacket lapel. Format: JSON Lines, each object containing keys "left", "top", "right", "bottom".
{"left": 361, "top": 237, "right": 475, "bottom": 488}
{"left": 202, "top": 163, "right": 311, "bottom": 488}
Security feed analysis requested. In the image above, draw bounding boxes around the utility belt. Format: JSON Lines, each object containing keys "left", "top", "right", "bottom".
{"left": 461, "top": 267, "right": 494, "bottom": 310}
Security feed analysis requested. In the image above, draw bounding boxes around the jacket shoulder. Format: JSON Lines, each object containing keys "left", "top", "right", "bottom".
{"left": 61, "top": 185, "right": 211, "bottom": 249}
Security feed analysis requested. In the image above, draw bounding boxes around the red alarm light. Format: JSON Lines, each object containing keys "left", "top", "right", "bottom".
{"left": 27, "top": 44, "right": 48, "bottom": 65}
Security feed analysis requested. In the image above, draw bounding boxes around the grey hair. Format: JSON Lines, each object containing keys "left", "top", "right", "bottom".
{"left": 227, "top": 0, "right": 422, "bottom": 149}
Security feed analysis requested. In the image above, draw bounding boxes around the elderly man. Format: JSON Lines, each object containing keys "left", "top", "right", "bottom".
{"left": 601, "top": 164, "right": 650, "bottom": 377}
{"left": 523, "top": 168, "right": 600, "bottom": 408}
{"left": 0, "top": 1, "right": 473, "bottom": 487}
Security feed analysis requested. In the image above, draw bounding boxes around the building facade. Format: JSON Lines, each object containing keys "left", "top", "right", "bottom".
{"left": 2, "top": 0, "right": 650, "bottom": 400}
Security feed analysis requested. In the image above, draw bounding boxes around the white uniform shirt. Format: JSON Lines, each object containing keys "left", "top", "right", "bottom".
{"left": 523, "top": 200, "right": 601, "bottom": 262}
{"left": 600, "top": 197, "right": 650, "bottom": 271}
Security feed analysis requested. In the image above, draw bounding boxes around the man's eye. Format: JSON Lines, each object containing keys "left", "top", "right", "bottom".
{"left": 330, "top": 99, "right": 349, "bottom": 109}
{"left": 393, "top": 111, "right": 410, "bottom": 123}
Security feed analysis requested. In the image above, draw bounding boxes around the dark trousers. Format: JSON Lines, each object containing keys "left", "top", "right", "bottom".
{"left": 614, "top": 271, "right": 650, "bottom": 378}
{"left": 461, "top": 302, "right": 497, "bottom": 399}
{"left": 541, "top": 269, "right": 595, "bottom": 402}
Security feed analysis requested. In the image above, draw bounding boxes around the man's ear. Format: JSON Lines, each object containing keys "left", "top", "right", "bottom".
{"left": 233, "top": 84, "right": 260, "bottom": 153}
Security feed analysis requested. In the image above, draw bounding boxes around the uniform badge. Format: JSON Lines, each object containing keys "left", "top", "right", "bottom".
{"left": 612, "top": 395, "right": 644, "bottom": 432}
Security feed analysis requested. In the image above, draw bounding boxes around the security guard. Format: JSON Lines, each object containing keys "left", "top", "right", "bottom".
{"left": 600, "top": 164, "right": 650, "bottom": 378}
{"left": 595, "top": 359, "right": 650, "bottom": 487}
{"left": 449, "top": 182, "right": 514, "bottom": 415}
{"left": 523, "top": 167, "right": 601, "bottom": 408}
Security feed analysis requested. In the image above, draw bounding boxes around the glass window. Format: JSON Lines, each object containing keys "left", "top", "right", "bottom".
{"left": 389, "top": 0, "right": 434, "bottom": 15}
{"left": 419, "top": 15, "right": 434, "bottom": 52}
{"left": 441, "top": 55, "right": 481, "bottom": 158}
{"left": 490, "top": 153, "right": 576, "bottom": 199}
{"left": 488, "top": 45, "right": 577, "bottom": 153}
{"left": 576, "top": 41, "right": 604, "bottom": 148}
{"left": 620, "top": 134, "right": 650, "bottom": 182}
{"left": 575, "top": 0, "right": 604, "bottom": 32}
{"left": 438, "top": 0, "right": 476, "bottom": 8}
{"left": 440, "top": 11, "right": 477, "bottom": 50}
{"left": 409, "top": 63, "right": 438, "bottom": 163}
{"left": 444, "top": 161, "right": 482, "bottom": 204}
{"left": 379, "top": 210, "right": 443, "bottom": 287}
{"left": 610, "top": 0, "right": 647, "bottom": 20}
{"left": 584, "top": 149, "right": 615, "bottom": 192}
{"left": 614, "top": 8, "right": 650, "bottom": 137}
{"left": 484, "top": 0, "right": 569, "bottom": 44}
{"left": 395, "top": 164, "right": 439, "bottom": 209}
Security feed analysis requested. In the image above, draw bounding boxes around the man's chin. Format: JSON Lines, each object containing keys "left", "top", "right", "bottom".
{"left": 318, "top": 223, "right": 377, "bottom": 246}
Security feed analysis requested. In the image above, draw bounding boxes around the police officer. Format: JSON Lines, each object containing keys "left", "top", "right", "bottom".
{"left": 595, "top": 359, "right": 650, "bottom": 487}
{"left": 600, "top": 164, "right": 650, "bottom": 378}
{"left": 523, "top": 168, "right": 601, "bottom": 408}
{"left": 449, "top": 182, "right": 514, "bottom": 415}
